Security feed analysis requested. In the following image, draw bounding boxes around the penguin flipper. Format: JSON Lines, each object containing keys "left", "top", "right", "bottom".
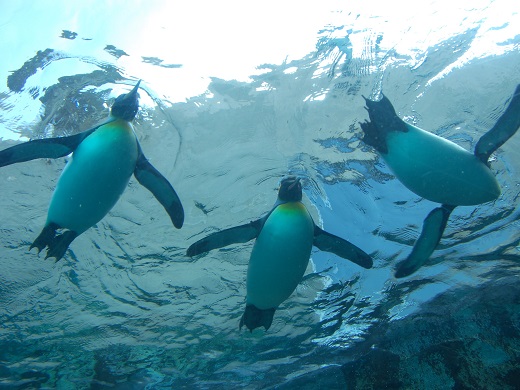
{"left": 187, "top": 218, "right": 264, "bottom": 257}
{"left": 134, "top": 143, "right": 184, "bottom": 229}
{"left": 395, "top": 204, "right": 455, "bottom": 278}
{"left": 0, "top": 123, "right": 107, "bottom": 168}
{"left": 475, "top": 84, "right": 520, "bottom": 164}
{"left": 313, "top": 226, "right": 373, "bottom": 269}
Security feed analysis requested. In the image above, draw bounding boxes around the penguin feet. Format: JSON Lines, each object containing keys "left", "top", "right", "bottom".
{"left": 239, "top": 304, "right": 276, "bottom": 332}
{"left": 30, "top": 223, "right": 58, "bottom": 253}
{"left": 30, "top": 223, "right": 78, "bottom": 261}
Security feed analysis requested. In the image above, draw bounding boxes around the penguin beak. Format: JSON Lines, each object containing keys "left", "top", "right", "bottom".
{"left": 287, "top": 177, "right": 301, "bottom": 190}
{"left": 118, "top": 80, "right": 141, "bottom": 105}
{"left": 126, "top": 80, "right": 141, "bottom": 100}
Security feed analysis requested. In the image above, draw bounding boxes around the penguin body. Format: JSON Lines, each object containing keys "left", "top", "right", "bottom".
{"left": 48, "top": 119, "right": 138, "bottom": 234}
{"left": 247, "top": 202, "right": 314, "bottom": 310}
{"left": 187, "top": 176, "right": 372, "bottom": 332}
{"left": 360, "top": 86, "right": 520, "bottom": 277}
{"left": 0, "top": 80, "right": 184, "bottom": 260}
{"left": 382, "top": 122, "right": 500, "bottom": 206}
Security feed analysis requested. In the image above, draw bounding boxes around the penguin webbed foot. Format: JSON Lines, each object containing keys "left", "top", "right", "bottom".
{"left": 394, "top": 204, "right": 455, "bottom": 278}
{"left": 239, "top": 305, "right": 276, "bottom": 332}
{"left": 30, "top": 223, "right": 58, "bottom": 254}
{"left": 30, "top": 223, "right": 77, "bottom": 261}
{"left": 46, "top": 231, "right": 77, "bottom": 261}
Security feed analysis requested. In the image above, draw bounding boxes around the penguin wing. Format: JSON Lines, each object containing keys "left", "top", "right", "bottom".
{"left": 474, "top": 84, "right": 520, "bottom": 163}
{"left": 133, "top": 143, "right": 184, "bottom": 229}
{"left": 187, "top": 218, "right": 264, "bottom": 257}
{"left": 313, "top": 226, "right": 373, "bottom": 269}
{"left": 394, "top": 204, "right": 455, "bottom": 278}
{"left": 0, "top": 125, "right": 102, "bottom": 168}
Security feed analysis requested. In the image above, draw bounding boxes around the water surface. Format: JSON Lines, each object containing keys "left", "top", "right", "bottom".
{"left": 0, "top": 1, "right": 519, "bottom": 388}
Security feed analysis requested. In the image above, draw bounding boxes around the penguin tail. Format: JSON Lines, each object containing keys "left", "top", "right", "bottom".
{"left": 30, "top": 223, "right": 77, "bottom": 261}
{"left": 239, "top": 304, "right": 276, "bottom": 332}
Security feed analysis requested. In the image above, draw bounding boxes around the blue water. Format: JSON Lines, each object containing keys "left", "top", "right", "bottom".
{"left": 1, "top": 1, "right": 519, "bottom": 389}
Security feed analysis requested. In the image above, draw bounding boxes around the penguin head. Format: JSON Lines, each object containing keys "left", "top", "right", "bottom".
{"left": 110, "top": 80, "right": 141, "bottom": 121}
{"left": 278, "top": 176, "right": 302, "bottom": 202}
{"left": 363, "top": 93, "right": 407, "bottom": 133}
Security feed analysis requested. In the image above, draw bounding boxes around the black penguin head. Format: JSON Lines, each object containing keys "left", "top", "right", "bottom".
{"left": 110, "top": 80, "right": 141, "bottom": 121}
{"left": 363, "top": 94, "right": 396, "bottom": 125}
{"left": 362, "top": 93, "right": 407, "bottom": 133}
{"left": 278, "top": 176, "right": 302, "bottom": 202}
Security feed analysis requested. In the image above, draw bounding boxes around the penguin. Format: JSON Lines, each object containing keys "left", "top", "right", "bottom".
{"left": 360, "top": 84, "right": 520, "bottom": 278}
{"left": 0, "top": 80, "right": 184, "bottom": 260}
{"left": 187, "top": 176, "right": 372, "bottom": 332}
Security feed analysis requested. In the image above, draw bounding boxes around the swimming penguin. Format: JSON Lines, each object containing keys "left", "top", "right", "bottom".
{"left": 360, "top": 84, "right": 520, "bottom": 278}
{"left": 0, "top": 80, "right": 184, "bottom": 260}
{"left": 187, "top": 176, "right": 372, "bottom": 332}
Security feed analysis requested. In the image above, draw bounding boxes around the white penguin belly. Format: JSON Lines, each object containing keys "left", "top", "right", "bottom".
{"left": 383, "top": 124, "right": 501, "bottom": 206}
{"left": 47, "top": 121, "right": 138, "bottom": 233}
{"left": 246, "top": 203, "right": 314, "bottom": 310}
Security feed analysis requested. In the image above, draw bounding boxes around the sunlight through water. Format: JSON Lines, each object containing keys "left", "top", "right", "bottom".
{"left": 0, "top": 0, "right": 519, "bottom": 388}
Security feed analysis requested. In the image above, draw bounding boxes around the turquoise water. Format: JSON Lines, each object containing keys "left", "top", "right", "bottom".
{"left": 1, "top": 1, "right": 519, "bottom": 388}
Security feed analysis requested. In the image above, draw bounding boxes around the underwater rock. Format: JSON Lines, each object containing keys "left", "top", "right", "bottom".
{"left": 347, "top": 276, "right": 520, "bottom": 389}
{"left": 277, "top": 275, "right": 519, "bottom": 389}
{"left": 266, "top": 365, "right": 348, "bottom": 389}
